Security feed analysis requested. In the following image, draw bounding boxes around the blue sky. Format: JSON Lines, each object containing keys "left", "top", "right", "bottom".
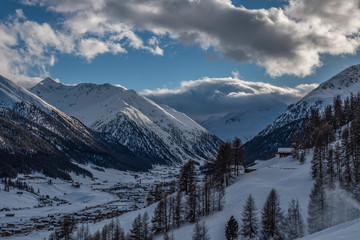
{"left": 0, "top": 0, "right": 359, "bottom": 92}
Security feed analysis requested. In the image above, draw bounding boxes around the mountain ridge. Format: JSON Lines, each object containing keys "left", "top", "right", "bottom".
{"left": 30, "top": 78, "right": 223, "bottom": 165}
{"left": 0, "top": 75, "right": 151, "bottom": 179}
{"left": 245, "top": 64, "right": 360, "bottom": 161}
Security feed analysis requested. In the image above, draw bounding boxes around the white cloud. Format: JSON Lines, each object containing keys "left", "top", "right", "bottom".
{"left": 143, "top": 76, "right": 318, "bottom": 122}
{"left": 1, "top": 0, "right": 359, "bottom": 86}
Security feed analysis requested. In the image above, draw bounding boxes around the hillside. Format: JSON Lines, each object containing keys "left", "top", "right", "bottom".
{"left": 0, "top": 75, "right": 150, "bottom": 179}
{"left": 300, "top": 220, "right": 360, "bottom": 240}
{"left": 30, "top": 78, "right": 222, "bottom": 165}
{"left": 245, "top": 64, "right": 360, "bottom": 161}
{"left": 3, "top": 155, "right": 314, "bottom": 240}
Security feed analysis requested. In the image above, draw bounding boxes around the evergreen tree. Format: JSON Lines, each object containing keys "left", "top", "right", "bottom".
{"left": 241, "top": 195, "right": 259, "bottom": 239}
{"left": 326, "top": 148, "right": 335, "bottom": 187}
{"left": 232, "top": 137, "right": 245, "bottom": 175}
{"left": 307, "top": 178, "right": 327, "bottom": 234}
{"left": 285, "top": 199, "right": 304, "bottom": 240}
{"left": 261, "top": 189, "right": 285, "bottom": 240}
{"left": 179, "top": 160, "right": 197, "bottom": 195}
{"left": 152, "top": 199, "right": 166, "bottom": 234}
{"left": 130, "top": 213, "right": 143, "bottom": 240}
{"left": 174, "top": 191, "right": 183, "bottom": 227}
{"left": 186, "top": 183, "right": 199, "bottom": 223}
{"left": 192, "top": 221, "right": 210, "bottom": 240}
{"left": 142, "top": 212, "right": 152, "bottom": 240}
{"left": 114, "top": 219, "right": 126, "bottom": 240}
{"left": 341, "top": 128, "right": 352, "bottom": 190}
{"left": 225, "top": 215, "right": 239, "bottom": 240}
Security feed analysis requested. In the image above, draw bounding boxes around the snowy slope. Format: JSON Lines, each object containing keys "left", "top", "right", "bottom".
{"left": 0, "top": 75, "right": 150, "bottom": 178}
{"left": 5, "top": 154, "right": 314, "bottom": 240}
{"left": 0, "top": 75, "right": 58, "bottom": 114}
{"left": 71, "top": 155, "right": 314, "bottom": 240}
{"left": 30, "top": 78, "right": 222, "bottom": 164}
{"left": 260, "top": 64, "right": 360, "bottom": 137}
{"left": 300, "top": 219, "right": 360, "bottom": 240}
{"left": 245, "top": 65, "right": 360, "bottom": 161}
{"left": 201, "top": 104, "right": 286, "bottom": 142}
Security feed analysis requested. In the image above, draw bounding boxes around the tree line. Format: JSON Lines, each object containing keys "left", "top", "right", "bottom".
{"left": 1, "top": 177, "right": 35, "bottom": 193}
{"left": 292, "top": 93, "right": 360, "bottom": 234}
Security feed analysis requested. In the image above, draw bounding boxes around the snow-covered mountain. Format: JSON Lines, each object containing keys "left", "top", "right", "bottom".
{"left": 261, "top": 65, "right": 360, "bottom": 137}
{"left": 0, "top": 75, "right": 150, "bottom": 179}
{"left": 245, "top": 64, "right": 360, "bottom": 161}
{"left": 201, "top": 104, "right": 286, "bottom": 142}
{"left": 30, "top": 78, "right": 222, "bottom": 165}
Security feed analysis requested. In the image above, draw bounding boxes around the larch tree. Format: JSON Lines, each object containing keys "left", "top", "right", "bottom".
{"left": 241, "top": 194, "right": 259, "bottom": 239}
{"left": 261, "top": 189, "right": 285, "bottom": 240}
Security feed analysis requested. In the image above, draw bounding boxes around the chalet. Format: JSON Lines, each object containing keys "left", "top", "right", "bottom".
{"left": 278, "top": 148, "right": 293, "bottom": 158}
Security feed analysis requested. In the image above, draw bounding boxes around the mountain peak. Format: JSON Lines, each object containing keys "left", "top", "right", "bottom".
{"left": 319, "top": 64, "right": 360, "bottom": 91}
{"left": 40, "top": 76, "right": 61, "bottom": 86}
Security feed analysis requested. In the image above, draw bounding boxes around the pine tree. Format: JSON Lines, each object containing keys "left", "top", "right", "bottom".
{"left": 307, "top": 178, "right": 327, "bottom": 234}
{"left": 179, "top": 160, "right": 197, "bottom": 195}
{"left": 186, "top": 183, "right": 199, "bottom": 223}
{"left": 114, "top": 219, "right": 126, "bottom": 240}
{"left": 232, "top": 137, "right": 245, "bottom": 175}
{"left": 261, "top": 189, "right": 285, "bottom": 240}
{"left": 92, "top": 230, "right": 101, "bottom": 240}
{"left": 142, "top": 212, "right": 152, "bottom": 240}
{"left": 326, "top": 148, "right": 335, "bottom": 187}
{"left": 285, "top": 199, "right": 304, "bottom": 240}
{"left": 174, "top": 191, "right": 183, "bottom": 227}
{"left": 341, "top": 128, "right": 352, "bottom": 190}
{"left": 241, "top": 195, "right": 258, "bottom": 239}
{"left": 192, "top": 221, "right": 210, "bottom": 240}
{"left": 130, "top": 213, "right": 143, "bottom": 239}
{"left": 101, "top": 223, "right": 108, "bottom": 240}
{"left": 225, "top": 215, "right": 239, "bottom": 240}
{"left": 152, "top": 199, "right": 166, "bottom": 234}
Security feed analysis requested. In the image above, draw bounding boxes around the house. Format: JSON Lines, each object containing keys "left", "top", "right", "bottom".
{"left": 278, "top": 148, "right": 293, "bottom": 158}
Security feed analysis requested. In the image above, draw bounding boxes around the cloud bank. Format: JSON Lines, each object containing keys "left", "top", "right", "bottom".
{"left": 1, "top": 0, "right": 360, "bottom": 86}
{"left": 143, "top": 76, "right": 318, "bottom": 122}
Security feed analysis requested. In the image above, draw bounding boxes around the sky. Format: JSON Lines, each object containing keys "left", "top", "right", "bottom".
{"left": 0, "top": 0, "right": 360, "bottom": 102}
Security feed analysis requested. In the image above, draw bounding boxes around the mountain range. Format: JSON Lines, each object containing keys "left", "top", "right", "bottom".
{"left": 0, "top": 75, "right": 149, "bottom": 180}
{"left": 30, "top": 78, "right": 222, "bottom": 165}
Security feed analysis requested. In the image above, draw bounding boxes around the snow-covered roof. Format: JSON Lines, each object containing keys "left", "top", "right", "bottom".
{"left": 278, "top": 148, "right": 293, "bottom": 153}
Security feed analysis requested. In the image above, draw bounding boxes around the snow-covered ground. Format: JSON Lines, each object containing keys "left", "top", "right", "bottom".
{"left": 300, "top": 219, "right": 360, "bottom": 240}
{"left": 5, "top": 154, "right": 360, "bottom": 240}
{"left": 11, "top": 155, "right": 313, "bottom": 239}
{"left": 0, "top": 164, "right": 179, "bottom": 239}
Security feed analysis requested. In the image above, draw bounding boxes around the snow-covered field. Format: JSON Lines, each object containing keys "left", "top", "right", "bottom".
{"left": 0, "top": 164, "right": 179, "bottom": 239}
{"left": 4, "top": 154, "right": 360, "bottom": 240}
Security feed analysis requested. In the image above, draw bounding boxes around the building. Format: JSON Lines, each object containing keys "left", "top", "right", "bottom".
{"left": 278, "top": 148, "right": 293, "bottom": 158}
